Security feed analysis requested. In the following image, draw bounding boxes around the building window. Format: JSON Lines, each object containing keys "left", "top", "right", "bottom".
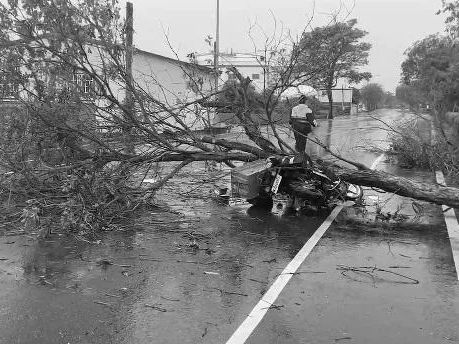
{"left": 0, "top": 68, "right": 20, "bottom": 99}
{"left": 72, "top": 72, "right": 95, "bottom": 97}
{"left": 251, "top": 73, "right": 260, "bottom": 80}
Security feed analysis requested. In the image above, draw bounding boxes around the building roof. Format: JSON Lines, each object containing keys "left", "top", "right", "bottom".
{"left": 135, "top": 48, "right": 216, "bottom": 74}
{"left": 319, "top": 88, "right": 354, "bottom": 91}
{"left": 194, "top": 51, "right": 267, "bottom": 68}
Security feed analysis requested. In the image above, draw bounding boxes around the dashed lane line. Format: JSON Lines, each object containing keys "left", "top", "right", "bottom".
{"left": 225, "top": 153, "right": 386, "bottom": 344}
{"left": 435, "top": 171, "right": 459, "bottom": 280}
{"left": 370, "top": 153, "right": 386, "bottom": 170}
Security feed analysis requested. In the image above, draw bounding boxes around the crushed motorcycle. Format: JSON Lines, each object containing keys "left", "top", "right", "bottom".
{"left": 215, "top": 155, "right": 363, "bottom": 215}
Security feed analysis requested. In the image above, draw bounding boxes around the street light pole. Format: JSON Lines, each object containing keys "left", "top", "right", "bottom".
{"left": 214, "top": 0, "right": 219, "bottom": 93}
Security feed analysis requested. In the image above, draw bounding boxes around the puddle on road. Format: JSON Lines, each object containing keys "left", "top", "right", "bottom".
{"left": 0, "top": 170, "right": 330, "bottom": 343}
{"left": 251, "top": 222, "right": 459, "bottom": 344}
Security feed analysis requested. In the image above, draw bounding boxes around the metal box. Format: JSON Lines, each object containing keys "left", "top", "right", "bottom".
{"left": 231, "top": 160, "right": 268, "bottom": 200}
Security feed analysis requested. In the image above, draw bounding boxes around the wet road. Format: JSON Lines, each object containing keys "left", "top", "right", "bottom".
{"left": 0, "top": 109, "right": 458, "bottom": 344}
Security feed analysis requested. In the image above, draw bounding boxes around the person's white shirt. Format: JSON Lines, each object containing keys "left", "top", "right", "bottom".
{"left": 291, "top": 104, "right": 312, "bottom": 119}
{"left": 291, "top": 104, "right": 317, "bottom": 126}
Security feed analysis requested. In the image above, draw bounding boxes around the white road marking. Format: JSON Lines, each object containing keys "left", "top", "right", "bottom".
{"left": 225, "top": 155, "right": 385, "bottom": 344}
{"left": 431, "top": 122, "right": 459, "bottom": 279}
{"left": 370, "top": 153, "right": 386, "bottom": 170}
{"left": 435, "top": 171, "right": 459, "bottom": 280}
{"left": 225, "top": 205, "right": 345, "bottom": 344}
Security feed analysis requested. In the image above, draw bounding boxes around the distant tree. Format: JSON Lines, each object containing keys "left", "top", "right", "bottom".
{"left": 401, "top": 34, "right": 459, "bottom": 112}
{"left": 438, "top": 0, "right": 459, "bottom": 36}
{"left": 383, "top": 91, "right": 398, "bottom": 108}
{"left": 395, "top": 84, "right": 423, "bottom": 110}
{"left": 296, "top": 19, "right": 372, "bottom": 119}
{"left": 360, "top": 83, "right": 385, "bottom": 111}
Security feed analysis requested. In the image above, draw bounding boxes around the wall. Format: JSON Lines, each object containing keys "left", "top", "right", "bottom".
{"left": 132, "top": 50, "right": 216, "bottom": 130}
{"left": 317, "top": 88, "right": 353, "bottom": 103}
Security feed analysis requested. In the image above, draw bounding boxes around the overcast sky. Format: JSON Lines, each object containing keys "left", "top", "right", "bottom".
{"left": 123, "top": 0, "right": 447, "bottom": 92}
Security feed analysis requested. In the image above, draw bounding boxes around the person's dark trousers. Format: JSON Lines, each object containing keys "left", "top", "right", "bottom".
{"left": 291, "top": 120, "right": 311, "bottom": 153}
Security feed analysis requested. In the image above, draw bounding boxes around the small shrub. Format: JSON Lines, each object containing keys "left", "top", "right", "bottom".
{"left": 387, "top": 118, "right": 459, "bottom": 178}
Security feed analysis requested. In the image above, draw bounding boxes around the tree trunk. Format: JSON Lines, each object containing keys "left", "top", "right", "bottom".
{"left": 200, "top": 136, "right": 269, "bottom": 158}
{"left": 321, "top": 162, "right": 459, "bottom": 209}
{"left": 327, "top": 88, "right": 334, "bottom": 119}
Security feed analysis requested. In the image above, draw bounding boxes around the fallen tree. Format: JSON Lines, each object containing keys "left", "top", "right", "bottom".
{"left": 323, "top": 162, "right": 459, "bottom": 209}
{"left": 0, "top": 0, "right": 457, "bottom": 235}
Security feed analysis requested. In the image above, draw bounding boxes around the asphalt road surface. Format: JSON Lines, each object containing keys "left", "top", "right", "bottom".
{"left": 0, "top": 109, "right": 457, "bottom": 344}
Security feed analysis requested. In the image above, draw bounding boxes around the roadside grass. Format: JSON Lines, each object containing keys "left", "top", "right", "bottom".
{"left": 386, "top": 117, "right": 459, "bottom": 180}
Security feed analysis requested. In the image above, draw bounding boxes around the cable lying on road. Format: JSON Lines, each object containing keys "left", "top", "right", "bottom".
{"left": 336, "top": 265, "right": 419, "bottom": 284}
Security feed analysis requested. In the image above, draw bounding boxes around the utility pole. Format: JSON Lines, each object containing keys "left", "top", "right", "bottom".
{"left": 124, "top": 1, "right": 134, "bottom": 153}
{"left": 214, "top": 0, "right": 220, "bottom": 93}
{"left": 126, "top": 2, "right": 134, "bottom": 108}
{"left": 208, "top": 0, "right": 220, "bottom": 135}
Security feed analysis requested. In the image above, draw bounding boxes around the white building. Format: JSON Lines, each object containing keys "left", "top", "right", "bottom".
{"left": 1, "top": 48, "right": 216, "bottom": 130}
{"left": 193, "top": 51, "right": 269, "bottom": 91}
{"left": 317, "top": 88, "right": 357, "bottom": 115}
{"left": 133, "top": 49, "right": 215, "bottom": 105}
{"left": 317, "top": 88, "right": 353, "bottom": 104}
{"left": 131, "top": 49, "right": 216, "bottom": 129}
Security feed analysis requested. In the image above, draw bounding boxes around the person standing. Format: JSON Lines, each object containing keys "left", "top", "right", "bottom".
{"left": 289, "top": 95, "right": 317, "bottom": 154}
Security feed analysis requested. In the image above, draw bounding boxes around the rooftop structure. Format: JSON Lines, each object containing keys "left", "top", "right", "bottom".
{"left": 193, "top": 51, "right": 270, "bottom": 91}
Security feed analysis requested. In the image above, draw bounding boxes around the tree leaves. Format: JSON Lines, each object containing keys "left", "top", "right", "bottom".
{"left": 296, "top": 19, "right": 372, "bottom": 89}
{"left": 360, "top": 83, "right": 385, "bottom": 111}
{"left": 400, "top": 34, "right": 459, "bottom": 110}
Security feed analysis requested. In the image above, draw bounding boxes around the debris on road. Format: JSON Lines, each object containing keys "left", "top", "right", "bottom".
{"left": 282, "top": 270, "right": 327, "bottom": 275}
{"left": 248, "top": 278, "right": 266, "bottom": 284}
{"left": 337, "top": 265, "right": 419, "bottom": 284}
{"left": 335, "top": 336, "right": 352, "bottom": 342}
{"left": 261, "top": 303, "right": 284, "bottom": 311}
{"left": 263, "top": 258, "right": 277, "bottom": 263}
{"left": 96, "top": 258, "right": 113, "bottom": 267}
{"left": 205, "top": 287, "right": 249, "bottom": 297}
{"left": 94, "top": 301, "right": 114, "bottom": 308}
{"left": 160, "top": 296, "right": 180, "bottom": 302}
{"left": 104, "top": 293, "right": 122, "bottom": 298}
{"left": 144, "top": 304, "right": 168, "bottom": 312}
